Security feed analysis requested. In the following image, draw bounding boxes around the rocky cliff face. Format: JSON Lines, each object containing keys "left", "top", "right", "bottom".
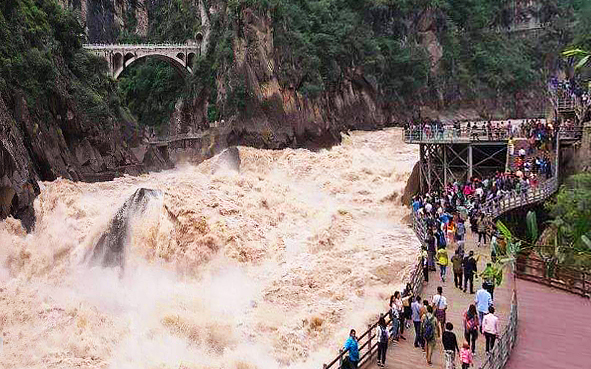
{"left": 0, "top": 91, "right": 142, "bottom": 229}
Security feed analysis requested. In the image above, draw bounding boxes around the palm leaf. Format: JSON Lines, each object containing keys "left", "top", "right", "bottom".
{"left": 526, "top": 211, "right": 538, "bottom": 243}
{"left": 496, "top": 220, "right": 512, "bottom": 242}
{"left": 575, "top": 55, "right": 590, "bottom": 70}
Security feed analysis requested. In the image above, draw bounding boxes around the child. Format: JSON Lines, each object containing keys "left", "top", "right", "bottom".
{"left": 460, "top": 341, "right": 473, "bottom": 368}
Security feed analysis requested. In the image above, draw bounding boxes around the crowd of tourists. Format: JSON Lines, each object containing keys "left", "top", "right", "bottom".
{"left": 403, "top": 118, "right": 559, "bottom": 142}
{"left": 341, "top": 283, "right": 497, "bottom": 369}
{"left": 548, "top": 76, "right": 590, "bottom": 106}
{"left": 340, "top": 171, "right": 529, "bottom": 368}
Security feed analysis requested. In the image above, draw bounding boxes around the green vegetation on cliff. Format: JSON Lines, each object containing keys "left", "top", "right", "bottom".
{"left": 111, "top": 0, "right": 591, "bottom": 126}
{"left": 0, "top": 0, "right": 121, "bottom": 122}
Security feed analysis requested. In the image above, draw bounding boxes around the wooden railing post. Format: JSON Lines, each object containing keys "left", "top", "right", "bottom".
{"left": 367, "top": 324, "right": 373, "bottom": 359}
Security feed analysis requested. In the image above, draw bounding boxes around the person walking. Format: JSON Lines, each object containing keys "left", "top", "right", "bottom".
{"left": 482, "top": 306, "right": 499, "bottom": 354}
{"left": 402, "top": 283, "right": 413, "bottom": 330}
{"left": 463, "top": 251, "right": 477, "bottom": 294}
{"left": 432, "top": 286, "right": 448, "bottom": 333}
{"left": 480, "top": 262, "right": 496, "bottom": 300}
{"left": 343, "top": 329, "right": 359, "bottom": 368}
{"left": 477, "top": 215, "right": 487, "bottom": 247}
{"left": 394, "top": 291, "right": 407, "bottom": 340}
{"left": 376, "top": 316, "right": 389, "bottom": 367}
{"left": 460, "top": 341, "right": 474, "bottom": 369}
{"left": 475, "top": 284, "right": 493, "bottom": 332}
{"left": 422, "top": 248, "right": 429, "bottom": 283}
{"left": 451, "top": 249, "right": 463, "bottom": 289}
{"left": 437, "top": 246, "right": 449, "bottom": 282}
{"left": 427, "top": 230, "right": 437, "bottom": 271}
{"left": 442, "top": 322, "right": 460, "bottom": 369}
{"left": 422, "top": 305, "right": 440, "bottom": 365}
{"left": 389, "top": 294, "right": 400, "bottom": 341}
{"left": 463, "top": 304, "right": 479, "bottom": 353}
{"left": 411, "top": 296, "right": 424, "bottom": 349}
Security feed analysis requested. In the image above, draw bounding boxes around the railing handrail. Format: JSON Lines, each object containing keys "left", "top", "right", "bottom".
{"left": 515, "top": 256, "right": 591, "bottom": 297}
{"left": 402, "top": 125, "right": 583, "bottom": 144}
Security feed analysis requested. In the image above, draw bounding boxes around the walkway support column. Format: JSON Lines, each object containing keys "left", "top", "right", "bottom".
{"left": 468, "top": 144, "right": 473, "bottom": 179}
{"left": 443, "top": 146, "right": 448, "bottom": 187}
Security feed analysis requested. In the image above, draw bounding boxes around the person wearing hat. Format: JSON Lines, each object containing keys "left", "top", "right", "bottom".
{"left": 463, "top": 250, "right": 477, "bottom": 294}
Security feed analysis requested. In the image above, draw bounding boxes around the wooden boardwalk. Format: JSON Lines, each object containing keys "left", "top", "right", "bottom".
{"left": 504, "top": 279, "right": 591, "bottom": 369}
{"left": 366, "top": 230, "right": 514, "bottom": 369}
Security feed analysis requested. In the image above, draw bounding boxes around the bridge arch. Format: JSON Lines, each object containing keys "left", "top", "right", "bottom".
{"left": 114, "top": 52, "right": 192, "bottom": 79}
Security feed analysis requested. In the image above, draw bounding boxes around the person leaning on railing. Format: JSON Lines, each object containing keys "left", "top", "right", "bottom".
{"left": 342, "top": 329, "right": 359, "bottom": 369}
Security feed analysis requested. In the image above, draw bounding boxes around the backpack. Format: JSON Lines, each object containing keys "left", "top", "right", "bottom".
{"left": 422, "top": 316, "right": 435, "bottom": 341}
{"left": 465, "top": 314, "right": 477, "bottom": 332}
{"left": 380, "top": 325, "right": 388, "bottom": 342}
{"left": 457, "top": 222, "right": 465, "bottom": 236}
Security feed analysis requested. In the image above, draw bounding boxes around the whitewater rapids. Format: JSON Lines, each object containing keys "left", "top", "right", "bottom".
{"left": 0, "top": 128, "right": 419, "bottom": 369}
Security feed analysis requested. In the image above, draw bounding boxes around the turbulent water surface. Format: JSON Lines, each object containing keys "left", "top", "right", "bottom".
{"left": 0, "top": 128, "right": 419, "bottom": 369}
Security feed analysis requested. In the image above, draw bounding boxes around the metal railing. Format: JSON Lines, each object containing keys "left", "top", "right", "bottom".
{"left": 403, "top": 125, "right": 583, "bottom": 145}
{"left": 516, "top": 257, "right": 591, "bottom": 298}
{"left": 147, "top": 132, "right": 209, "bottom": 145}
{"left": 558, "top": 127, "right": 584, "bottom": 140}
{"left": 480, "top": 177, "right": 558, "bottom": 219}
{"left": 403, "top": 127, "right": 513, "bottom": 144}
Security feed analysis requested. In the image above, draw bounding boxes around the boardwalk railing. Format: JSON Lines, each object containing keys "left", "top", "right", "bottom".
{"left": 515, "top": 257, "right": 591, "bottom": 298}
{"left": 403, "top": 127, "right": 512, "bottom": 144}
{"left": 322, "top": 210, "right": 426, "bottom": 369}
{"left": 479, "top": 287, "right": 519, "bottom": 369}
{"left": 403, "top": 125, "right": 583, "bottom": 144}
{"left": 480, "top": 177, "right": 559, "bottom": 219}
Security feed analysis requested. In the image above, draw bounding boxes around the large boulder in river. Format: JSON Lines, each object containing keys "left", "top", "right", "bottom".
{"left": 211, "top": 147, "right": 241, "bottom": 174}
{"left": 401, "top": 162, "right": 421, "bottom": 206}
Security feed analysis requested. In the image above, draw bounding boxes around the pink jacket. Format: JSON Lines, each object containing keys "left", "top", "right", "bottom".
{"left": 482, "top": 313, "right": 499, "bottom": 335}
{"left": 460, "top": 348, "right": 473, "bottom": 364}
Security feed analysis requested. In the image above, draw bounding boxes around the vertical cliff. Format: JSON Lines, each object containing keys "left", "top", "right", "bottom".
{"left": 1, "top": 0, "right": 143, "bottom": 228}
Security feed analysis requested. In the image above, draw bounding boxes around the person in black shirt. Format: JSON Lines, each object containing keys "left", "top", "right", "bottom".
{"left": 463, "top": 250, "right": 477, "bottom": 294}
{"left": 442, "top": 322, "right": 460, "bottom": 369}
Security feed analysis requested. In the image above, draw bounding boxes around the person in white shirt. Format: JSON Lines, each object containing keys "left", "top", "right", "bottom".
{"left": 475, "top": 284, "right": 493, "bottom": 332}
{"left": 432, "top": 286, "right": 448, "bottom": 333}
{"left": 376, "top": 315, "right": 389, "bottom": 367}
{"left": 482, "top": 306, "right": 499, "bottom": 354}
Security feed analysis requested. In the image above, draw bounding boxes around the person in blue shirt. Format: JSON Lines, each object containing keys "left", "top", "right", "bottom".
{"left": 344, "top": 329, "right": 360, "bottom": 368}
{"left": 412, "top": 197, "right": 421, "bottom": 212}
{"left": 474, "top": 284, "right": 493, "bottom": 333}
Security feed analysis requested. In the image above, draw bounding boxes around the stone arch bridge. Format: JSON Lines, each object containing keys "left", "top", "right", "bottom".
{"left": 83, "top": 43, "right": 200, "bottom": 79}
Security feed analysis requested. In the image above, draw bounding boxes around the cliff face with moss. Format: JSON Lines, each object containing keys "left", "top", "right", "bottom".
{"left": 71, "top": 0, "right": 586, "bottom": 147}
{"left": 0, "top": 0, "right": 142, "bottom": 228}
{"left": 2, "top": 0, "right": 589, "bottom": 226}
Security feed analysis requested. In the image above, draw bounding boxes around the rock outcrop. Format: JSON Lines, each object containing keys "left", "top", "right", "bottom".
{"left": 0, "top": 91, "right": 143, "bottom": 229}
{"left": 0, "top": 98, "right": 39, "bottom": 229}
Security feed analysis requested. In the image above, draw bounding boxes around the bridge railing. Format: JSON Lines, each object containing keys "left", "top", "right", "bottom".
{"left": 404, "top": 125, "right": 583, "bottom": 144}
{"left": 83, "top": 43, "right": 199, "bottom": 49}
{"left": 515, "top": 257, "right": 591, "bottom": 298}
{"left": 558, "top": 126, "right": 584, "bottom": 140}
